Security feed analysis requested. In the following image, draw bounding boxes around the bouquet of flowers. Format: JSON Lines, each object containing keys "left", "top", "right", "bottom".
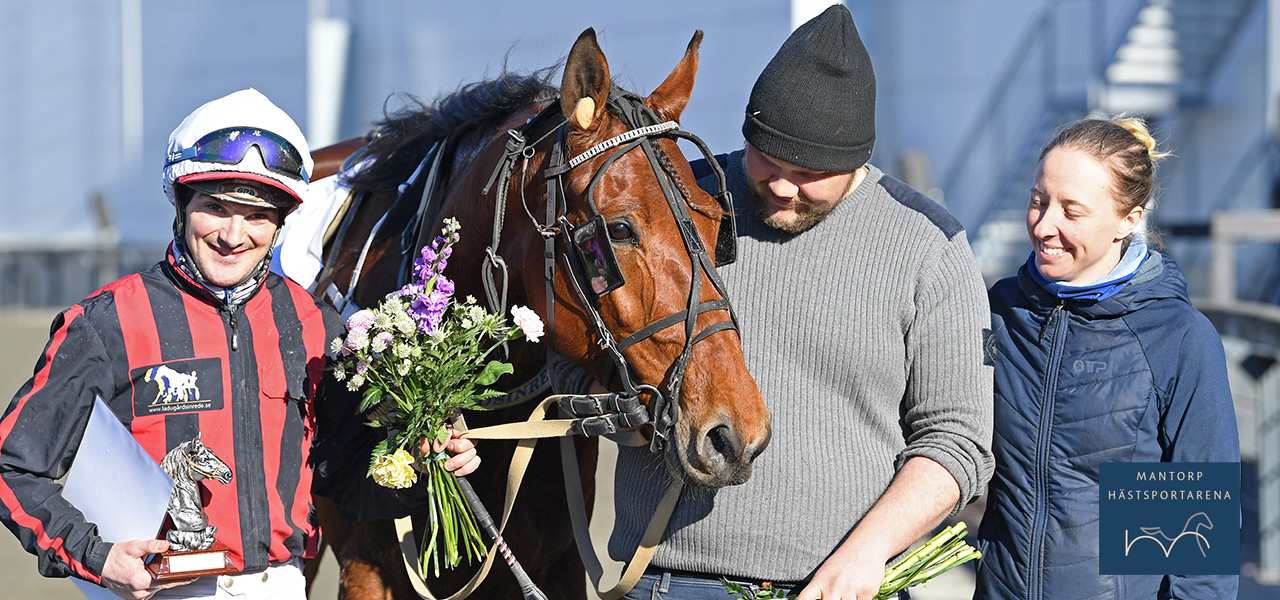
{"left": 331, "top": 218, "right": 545, "bottom": 575}
{"left": 720, "top": 522, "right": 980, "bottom": 599}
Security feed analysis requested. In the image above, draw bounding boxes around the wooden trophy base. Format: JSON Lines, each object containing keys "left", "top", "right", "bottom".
{"left": 145, "top": 540, "right": 237, "bottom": 580}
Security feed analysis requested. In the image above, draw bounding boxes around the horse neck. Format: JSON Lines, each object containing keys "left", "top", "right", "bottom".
{"left": 160, "top": 450, "right": 197, "bottom": 486}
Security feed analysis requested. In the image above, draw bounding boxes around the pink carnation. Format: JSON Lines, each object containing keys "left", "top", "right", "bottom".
{"left": 510, "top": 305, "right": 544, "bottom": 343}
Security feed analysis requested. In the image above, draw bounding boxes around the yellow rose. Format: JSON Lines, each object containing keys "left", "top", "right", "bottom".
{"left": 371, "top": 448, "right": 418, "bottom": 489}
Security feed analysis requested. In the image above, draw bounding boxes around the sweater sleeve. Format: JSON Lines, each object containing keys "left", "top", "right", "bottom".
{"left": 896, "top": 233, "right": 995, "bottom": 515}
{"left": 0, "top": 306, "right": 116, "bottom": 582}
{"left": 546, "top": 349, "right": 595, "bottom": 395}
{"left": 1158, "top": 311, "right": 1240, "bottom": 599}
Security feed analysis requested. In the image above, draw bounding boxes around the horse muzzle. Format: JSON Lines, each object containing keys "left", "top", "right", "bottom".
{"left": 670, "top": 413, "right": 771, "bottom": 488}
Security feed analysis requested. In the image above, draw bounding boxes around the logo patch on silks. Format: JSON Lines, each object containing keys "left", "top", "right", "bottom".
{"left": 1099, "top": 462, "right": 1240, "bottom": 575}
{"left": 131, "top": 358, "right": 224, "bottom": 417}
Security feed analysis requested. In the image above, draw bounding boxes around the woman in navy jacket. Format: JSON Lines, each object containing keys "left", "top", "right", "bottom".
{"left": 973, "top": 117, "right": 1240, "bottom": 599}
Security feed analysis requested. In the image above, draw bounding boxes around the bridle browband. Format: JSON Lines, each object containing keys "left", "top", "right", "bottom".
{"left": 481, "top": 84, "right": 739, "bottom": 452}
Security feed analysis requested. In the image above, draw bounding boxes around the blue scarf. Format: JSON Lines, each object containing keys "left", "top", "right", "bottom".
{"left": 1027, "top": 238, "right": 1147, "bottom": 302}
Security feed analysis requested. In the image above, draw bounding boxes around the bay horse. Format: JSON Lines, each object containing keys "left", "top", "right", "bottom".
{"left": 308, "top": 29, "right": 770, "bottom": 599}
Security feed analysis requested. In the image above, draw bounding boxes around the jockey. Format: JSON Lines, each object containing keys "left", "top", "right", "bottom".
{"left": 162, "top": 88, "right": 313, "bottom": 295}
{"left": 0, "top": 89, "right": 478, "bottom": 600}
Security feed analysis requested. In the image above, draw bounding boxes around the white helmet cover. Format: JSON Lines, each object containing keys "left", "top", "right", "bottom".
{"left": 163, "top": 88, "right": 313, "bottom": 208}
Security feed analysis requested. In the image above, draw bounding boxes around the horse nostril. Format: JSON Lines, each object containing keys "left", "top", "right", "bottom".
{"left": 705, "top": 424, "right": 741, "bottom": 463}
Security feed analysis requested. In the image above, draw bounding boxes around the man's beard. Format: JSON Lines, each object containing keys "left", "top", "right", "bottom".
{"left": 747, "top": 180, "right": 841, "bottom": 234}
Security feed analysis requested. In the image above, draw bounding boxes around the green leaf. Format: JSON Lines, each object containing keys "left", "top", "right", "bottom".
{"left": 474, "top": 360, "right": 513, "bottom": 386}
{"left": 721, "top": 579, "right": 750, "bottom": 598}
{"left": 367, "top": 439, "right": 391, "bottom": 477}
{"left": 360, "top": 386, "right": 383, "bottom": 411}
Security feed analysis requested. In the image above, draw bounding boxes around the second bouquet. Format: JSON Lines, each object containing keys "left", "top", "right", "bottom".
{"left": 330, "top": 217, "right": 545, "bottom": 575}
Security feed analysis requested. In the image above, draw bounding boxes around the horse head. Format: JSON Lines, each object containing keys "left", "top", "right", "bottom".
{"left": 325, "top": 29, "right": 769, "bottom": 489}
{"left": 185, "top": 435, "right": 233, "bottom": 485}
{"left": 519, "top": 29, "right": 770, "bottom": 488}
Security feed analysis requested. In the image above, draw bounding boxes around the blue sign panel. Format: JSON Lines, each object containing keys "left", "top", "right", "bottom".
{"left": 1099, "top": 462, "right": 1239, "bottom": 575}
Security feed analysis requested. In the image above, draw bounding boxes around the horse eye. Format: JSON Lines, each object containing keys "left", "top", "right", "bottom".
{"left": 607, "top": 221, "right": 634, "bottom": 242}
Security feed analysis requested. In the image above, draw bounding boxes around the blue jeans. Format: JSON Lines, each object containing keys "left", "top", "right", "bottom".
{"left": 620, "top": 569, "right": 910, "bottom": 600}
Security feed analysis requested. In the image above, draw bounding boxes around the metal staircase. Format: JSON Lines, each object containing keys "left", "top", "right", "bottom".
{"left": 941, "top": 0, "right": 1261, "bottom": 285}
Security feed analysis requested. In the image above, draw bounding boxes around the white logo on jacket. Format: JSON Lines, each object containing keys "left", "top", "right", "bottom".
{"left": 144, "top": 365, "right": 201, "bottom": 405}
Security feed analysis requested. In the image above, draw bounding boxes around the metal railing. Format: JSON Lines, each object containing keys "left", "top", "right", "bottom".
{"left": 938, "top": 0, "right": 1148, "bottom": 233}
{"left": 1195, "top": 209, "right": 1280, "bottom": 578}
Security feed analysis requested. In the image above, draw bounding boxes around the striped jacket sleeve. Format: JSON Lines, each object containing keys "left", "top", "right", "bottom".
{"left": 0, "top": 305, "right": 117, "bottom": 581}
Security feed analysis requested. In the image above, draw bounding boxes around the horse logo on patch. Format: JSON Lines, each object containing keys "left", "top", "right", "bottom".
{"left": 132, "top": 358, "right": 224, "bottom": 417}
{"left": 144, "top": 365, "right": 201, "bottom": 406}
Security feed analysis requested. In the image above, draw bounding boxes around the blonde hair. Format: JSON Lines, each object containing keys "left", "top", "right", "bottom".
{"left": 1040, "top": 115, "right": 1168, "bottom": 216}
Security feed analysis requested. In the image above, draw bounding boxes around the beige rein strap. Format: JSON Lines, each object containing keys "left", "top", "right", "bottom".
{"left": 392, "top": 394, "right": 681, "bottom": 600}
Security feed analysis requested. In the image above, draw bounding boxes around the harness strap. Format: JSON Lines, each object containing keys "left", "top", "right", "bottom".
{"left": 561, "top": 436, "right": 685, "bottom": 600}
{"left": 339, "top": 208, "right": 389, "bottom": 317}
{"left": 455, "top": 397, "right": 681, "bottom": 600}
{"left": 482, "top": 131, "right": 526, "bottom": 317}
{"left": 614, "top": 299, "right": 733, "bottom": 353}
{"left": 405, "top": 140, "right": 452, "bottom": 287}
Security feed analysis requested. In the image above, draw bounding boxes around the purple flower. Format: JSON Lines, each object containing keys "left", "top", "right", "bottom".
{"left": 406, "top": 274, "right": 454, "bottom": 334}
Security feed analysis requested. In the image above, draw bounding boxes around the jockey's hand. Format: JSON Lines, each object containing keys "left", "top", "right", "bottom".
{"left": 101, "top": 539, "right": 195, "bottom": 600}
{"left": 421, "top": 425, "right": 480, "bottom": 477}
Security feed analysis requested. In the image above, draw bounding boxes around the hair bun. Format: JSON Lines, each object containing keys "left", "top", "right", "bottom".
{"left": 1114, "top": 117, "right": 1159, "bottom": 155}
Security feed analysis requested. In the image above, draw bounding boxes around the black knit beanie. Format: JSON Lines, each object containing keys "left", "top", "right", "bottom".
{"left": 743, "top": 4, "right": 876, "bottom": 172}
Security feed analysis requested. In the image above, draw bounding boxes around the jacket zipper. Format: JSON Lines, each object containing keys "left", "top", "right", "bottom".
{"left": 227, "top": 305, "right": 240, "bottom": 351}
{"left": 1029, "top": 299, "right": 1066, "bottom": 599}
{"left": 222, "top": 300, "right": 269, "bottom": 567}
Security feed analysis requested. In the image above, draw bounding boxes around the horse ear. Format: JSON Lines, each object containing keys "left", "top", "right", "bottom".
{"left": 645, "top": 30, "right": 701, "bottom": 124}
{"left": 561, "top": 28, "right": 610, "bottom": 131}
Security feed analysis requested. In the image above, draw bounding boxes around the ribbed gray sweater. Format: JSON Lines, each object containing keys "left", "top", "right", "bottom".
{"left": 604, "top": 151, "right": 994, "bottom": 582}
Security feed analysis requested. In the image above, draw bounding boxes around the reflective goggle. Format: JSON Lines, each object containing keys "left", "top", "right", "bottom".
{"left": 167, "top": 127, "right": 306, "bottom": 181}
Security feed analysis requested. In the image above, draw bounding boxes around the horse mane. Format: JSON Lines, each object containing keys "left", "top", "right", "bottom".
{"left": 346, "top": 67, "right": 561, "bottom": 197}
{"left": 159, "top": 439, "right": 190, "bottom": 481}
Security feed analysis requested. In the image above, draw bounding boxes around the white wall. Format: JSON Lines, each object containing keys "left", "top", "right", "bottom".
{"left": 0, "top": 0, "right": 309, "bottom": 244}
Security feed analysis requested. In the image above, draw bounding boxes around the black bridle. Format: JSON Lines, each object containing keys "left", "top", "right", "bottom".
{"left": 481, "top": 85, "right": 738, "bottom": 452}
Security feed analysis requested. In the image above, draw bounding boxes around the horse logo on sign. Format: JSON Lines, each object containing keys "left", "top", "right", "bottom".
{"left": 1124, "top": 511, "right": 1214, "bottom": 558}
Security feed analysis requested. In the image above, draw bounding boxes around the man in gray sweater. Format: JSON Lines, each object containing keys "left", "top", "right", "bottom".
{"left": 562, "top": 6, "right": 994, "bottom": 599}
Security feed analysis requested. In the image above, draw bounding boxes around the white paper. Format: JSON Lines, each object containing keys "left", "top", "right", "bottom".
{"left": 63, "top": 396, "right": 173, "bottom": 600}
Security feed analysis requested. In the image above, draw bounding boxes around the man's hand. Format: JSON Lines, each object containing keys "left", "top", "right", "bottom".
{"left": 795, "top": 543, "right": 888, "bottom": 600}
{"left": 419, "top": 425, "right": 480, "bottom": 477}
{"left": 100, "top": 539, "right": 194, "bottom": 600}
{"left": 796, "top": 457, "right": 961, "bottom": 600}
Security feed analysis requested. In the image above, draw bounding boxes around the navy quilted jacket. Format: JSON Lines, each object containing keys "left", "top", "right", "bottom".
{"left": 974, "top": 251, "right": 1239, "bottom": 599}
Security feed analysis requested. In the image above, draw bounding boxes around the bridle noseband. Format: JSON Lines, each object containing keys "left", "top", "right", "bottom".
{"left": 483, "top": 85, "right": 739, "bottom": 452}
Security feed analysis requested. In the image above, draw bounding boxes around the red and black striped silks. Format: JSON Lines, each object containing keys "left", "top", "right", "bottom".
{"left": 0, "top": 256, "right": 345, "bottom": 582}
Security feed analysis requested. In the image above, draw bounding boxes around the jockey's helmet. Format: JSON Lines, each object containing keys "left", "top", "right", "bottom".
{"left": 162, "top": 89, "right": 312, "bottom": 216}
